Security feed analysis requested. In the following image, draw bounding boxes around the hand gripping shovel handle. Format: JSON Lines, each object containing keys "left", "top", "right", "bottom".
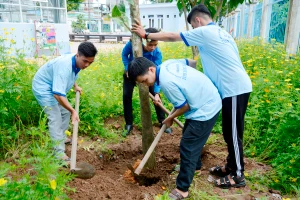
{"left": 149, "top": 93, "right": 184, "bottom": 129}
{"left": 134, "top": 107, "right": 176, "bottom": 175}
{"left": 70, "top": 91, "right": 80, "bottom": 171}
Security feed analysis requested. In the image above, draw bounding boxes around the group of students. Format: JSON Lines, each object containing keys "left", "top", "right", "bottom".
{"left": 32, "top": 4, "right": 252, "bottom": 200}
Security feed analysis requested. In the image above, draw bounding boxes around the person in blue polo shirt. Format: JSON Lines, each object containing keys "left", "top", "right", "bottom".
{"left": 32, "top": 42, "right": 98, "bottom": 163}
{"left": 122, "top": 27, "right": 171, "bottom": 135}
{"left": 132, "top": 4, "right": 252, "bottom": 191}
{"left": 128, "top": 57, "right": 221, "bottom": 199}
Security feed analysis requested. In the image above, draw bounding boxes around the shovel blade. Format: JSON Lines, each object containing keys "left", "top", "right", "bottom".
{"left": 71, "top": 161, "right": 96, "bottom": 179}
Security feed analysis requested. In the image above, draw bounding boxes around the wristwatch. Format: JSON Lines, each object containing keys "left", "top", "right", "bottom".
{"left": 145, "top": 32, "right": 151, "bottom": 42}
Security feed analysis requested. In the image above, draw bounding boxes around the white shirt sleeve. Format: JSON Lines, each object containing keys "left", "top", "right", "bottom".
{"left": 180, "top": 27, "right": 204, "bottom": 47}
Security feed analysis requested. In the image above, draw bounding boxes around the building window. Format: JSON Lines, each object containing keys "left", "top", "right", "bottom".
{"left": 157, "top": 15, "right": 163, "bottom": 29}
{"left": 167, "top": 15, "right": 169, "bottom": 18}
{"left": 148, "top": 15, "right": 154, "bottom": 28}
{"left": 143, "top": 15, "right": 145, "bottom": 18}
{"left": 174, "top": 15, "right": 176, "bottom": 18}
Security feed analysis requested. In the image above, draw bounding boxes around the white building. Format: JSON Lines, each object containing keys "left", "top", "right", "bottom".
{"left": 0, "top": 0, "right": 70, "bottom": 57}
{"left": 125, "top": 2, "right": 187, "bottom": 33}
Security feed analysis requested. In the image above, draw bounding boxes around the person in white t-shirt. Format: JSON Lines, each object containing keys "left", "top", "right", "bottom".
{"left": 128, "top": 57, "right": 221, "bottom": 199}
{"left": 132, "top": 3, "right": 252, "bottom": 193}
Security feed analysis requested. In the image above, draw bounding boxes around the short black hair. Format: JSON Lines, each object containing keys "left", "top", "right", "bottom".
{"left": 145, "top": 27, "right": 159, "bottom": 33}
{"left": 187, "top": 4, "right": 212, "bottom": 24}
{"left": 128, "top": 57, "right": 155, "bottom": 81}
{"left": 78, "top": 42, "right": 98, "bottom": 57}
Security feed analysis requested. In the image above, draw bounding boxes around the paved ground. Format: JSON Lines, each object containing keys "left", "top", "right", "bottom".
{"left": 70, "top": 40, "right": 127, "bottom": 53}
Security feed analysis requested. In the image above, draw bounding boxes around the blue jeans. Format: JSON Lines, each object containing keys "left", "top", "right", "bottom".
{"left": 43, "top": 104, "right": 71, "bottom": 158}
{"left": 176, "top": 112, "right": 220, "bottom": 192}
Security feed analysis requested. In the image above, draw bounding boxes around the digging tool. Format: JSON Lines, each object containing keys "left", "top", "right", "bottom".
{"left": 134, "top": 108, "right": 176, "bottom": 175}
{"left": 149, "top": 93, "right": 184, "bottom": 128}
{"left": 70, "top": 91, "right": 96, "bottom": 179}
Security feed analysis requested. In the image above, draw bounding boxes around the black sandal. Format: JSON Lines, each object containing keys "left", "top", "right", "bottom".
{"left": 209, "top": 165, "right": 231, "bottom": 177}
{"left": 214, "top": 174, "right": 246, "bottom": 189}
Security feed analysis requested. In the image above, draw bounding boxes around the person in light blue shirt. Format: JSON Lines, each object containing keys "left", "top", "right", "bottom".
{"left": 32, "top": 42, "right": 98, "bottom": 163}
{"left": 122, "top": 27, "right": 171, "bottom": 136}
{"left": 132, "top": 4, "right": 251, "bottom": 193}
{"left": 128, "top": 57, "right": 221, "bottom": 199}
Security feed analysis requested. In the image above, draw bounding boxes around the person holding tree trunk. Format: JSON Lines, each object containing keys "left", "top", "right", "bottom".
{"left": 132, "top": 4, "right": 252, "bottom": 191}
{"left": 32, "top": 42, "right": 98, "bottom": 165}
{"left": 122, "top": 27, "right": 172, "bottom": 136}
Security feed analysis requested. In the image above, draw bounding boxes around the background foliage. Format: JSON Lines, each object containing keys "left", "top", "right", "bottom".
{"left": 0, "top": 39, "right": 299, "bottom": 197}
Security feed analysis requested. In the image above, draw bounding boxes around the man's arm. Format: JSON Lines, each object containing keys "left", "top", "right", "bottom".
{"left": 186, "top": 59, "right": 197, "bottom": 69}
{"left": 121, "top": 42, "right": 133, "bottom": 73}
{"left": 74, "top": 82, "right": 82, "bottom": 94}
{"left": 163, "top": 103, "right": 190, "bottom": 127}
{"left": 132, "top": 23, "right": 182, "bottom": 42}
{"left": 54, "top": 94, "right": 79, "bottom": 124}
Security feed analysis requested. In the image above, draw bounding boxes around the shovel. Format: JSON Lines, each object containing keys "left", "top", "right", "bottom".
{"left": 70, "top": 91, "right": 96, "bottom": 179}
{"left": 134, "top": 108, "right": 176, "bottom": 175}
{"left": 149, "top": 93, "right": 183, "bottom": 128}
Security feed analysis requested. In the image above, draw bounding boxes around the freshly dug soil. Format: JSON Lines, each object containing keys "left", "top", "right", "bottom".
{"left": 67, "top": 117, "right": 277, "bottom": 200}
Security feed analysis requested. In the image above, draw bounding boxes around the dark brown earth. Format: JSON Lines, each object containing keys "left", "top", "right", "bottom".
{"left": 66, "top": 116, "right": 286, "bottom": 200}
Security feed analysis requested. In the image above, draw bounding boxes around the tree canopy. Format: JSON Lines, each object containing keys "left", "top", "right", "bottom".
{"left": 67, "top": 0, "right": 85, "bottom": 11}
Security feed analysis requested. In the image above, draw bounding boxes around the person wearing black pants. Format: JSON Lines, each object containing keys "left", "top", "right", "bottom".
{"left": 121, "top": 27, "right": 172, "bottom": 135}
{"left": 127, "top": 57, "right": 222, "bottom": 199}
{"left": 122, "top": 73, "right": 166, "bottom": 135}
{"left": 221, "top": 93, "right": 250, "bottom": 176}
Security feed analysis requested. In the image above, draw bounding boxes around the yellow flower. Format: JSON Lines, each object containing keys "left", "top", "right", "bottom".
{"left": 4, "top": 31, "right": 9, "bottom": 35}
{"left": 0, "top": 178, "right": 8, "bottom": 186}
{"left": 248, "top": 102, "right": 250, "bottom": 106}
{"left": 55, "top": 197, "right": 60, "bottom": 200}
{"left": 65, "top": 130, "right": 71, "bottom": 136}
{"left": 284, "top": 79, "right": 291, "bottom": 82}
{"left": 78, "top": 139, "right": 84, "bottom": 144}
{"left": 100, "top": 93, "right": 105, "bottom": 98}
{"left": 283, "top": 198, "right": 291, "bottom": 200}
{"left": 244, "top": 172, "right": 249, "bottom": 177}
{"left": 290, "top": 158, "right": 295, "bottom": 163}
{"left": 251, "top": 152, "right": 255, "bottom": 156}
{"left": 264, "top": 88, "right": 270, "bottom": 93}
{"left": 288, "top": 103, "right": 292, "bottom": 107}
{"left": 16, "top": 95, "right": 20, "bottom": 100}
{"left": 264, "top": 79, "right": 269, "bottom": 82}
{"left": 31, "top": 38, "right": 35, "bottom": 42}
{"left": 250, "top": 75, "right": 255, "bottom": 79}
{"left": 296, "top": 88, "right": 300, "bottom": 91}
{"left": 0, "top": 90, "right": 4, "bottom": 93}
{"left": 274, "top": 179, "right": 279, "bottom": 183}
{"left": 11, "top": 39, "right": 16, "bottom": 44}
{"left": 10, "top": 28, "right": 15, "bottom": 31}
{"left": 266, "top": 100, "right": 270, "bottom": 103}
{"left": 289, "top": 177, "right": 297, "bottom": 182}
{"left": 49, "top": 179, "right": 57, "bottom": 190}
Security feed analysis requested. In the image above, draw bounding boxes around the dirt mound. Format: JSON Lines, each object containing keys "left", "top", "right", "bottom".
{"left": 67, "top": 117, "right": 278, "bottom": 200}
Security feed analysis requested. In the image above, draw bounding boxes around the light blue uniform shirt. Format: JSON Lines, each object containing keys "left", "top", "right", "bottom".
{"left": 32, "top": 54, "right": 80, "bottom": 107}
{"left": 180, "top": 23, "right": 252, "bottom": 99}
{"left": 157, "top": 59, "right": 222, "bottom": 121}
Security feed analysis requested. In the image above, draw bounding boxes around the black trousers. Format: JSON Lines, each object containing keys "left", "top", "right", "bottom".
{"left": 123, "top": 74, "right": 165, "bottom": 125}
{"left": 176, "top": 112, "right": 220, "bottom": 192}
{"left": 222, "top": 92, "right": 250, "bottom": 177}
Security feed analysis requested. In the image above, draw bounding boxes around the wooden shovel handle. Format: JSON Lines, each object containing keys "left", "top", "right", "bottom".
{"left": 134, "top": 108, "right": 176, "bottom": 175}
{"left": 70, "top": 91, "right": 80, "bottom": 170}
{"left": 149, "top": 93, "right": 184, "bottom": 128}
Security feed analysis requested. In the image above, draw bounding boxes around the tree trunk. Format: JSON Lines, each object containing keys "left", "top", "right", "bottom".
{"left": 181, "top": 0, "right": 199, "bottom": 60}
{"left": 213, "top": 0, "right": 224, "bottom": 21}
{"left": 284, "top": 0, "right": 300, "bottom": 55}
{"left": 247, "top": 3, "right": 254, "bottom": 38}
{"left": 129, "top": 0, "right": 156, "bottom": 169}
{"left": 260, "top": 0, "right": 269, "bottom": 41}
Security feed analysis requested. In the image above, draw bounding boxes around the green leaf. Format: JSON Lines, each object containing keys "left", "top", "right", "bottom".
{"left": 112, "top": 5, "right": 122, "bottom": 18}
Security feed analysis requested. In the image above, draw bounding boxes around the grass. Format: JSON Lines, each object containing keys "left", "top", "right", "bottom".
{"left": 0, "top": 38, "right": 299, "bottom": 198}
